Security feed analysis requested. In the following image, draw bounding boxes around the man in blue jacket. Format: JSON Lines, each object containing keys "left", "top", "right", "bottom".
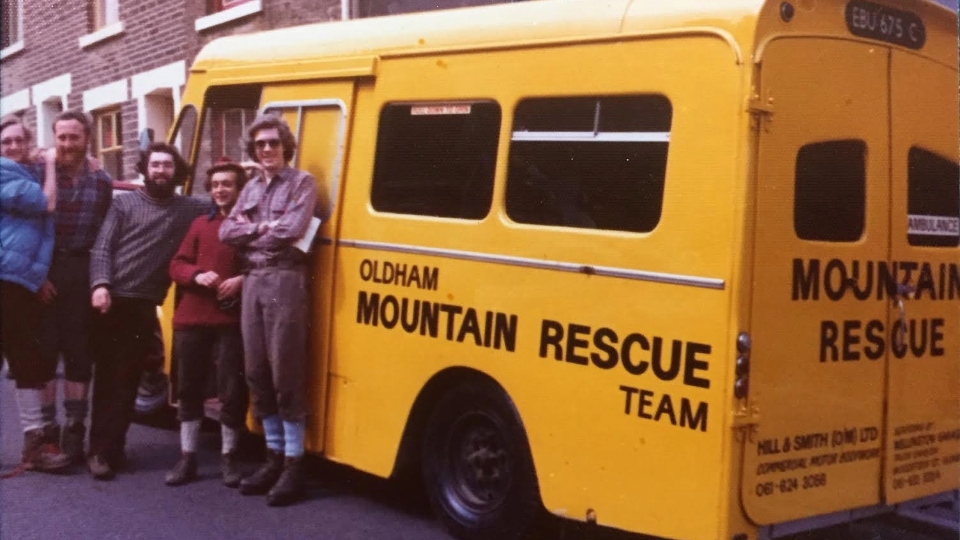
{"left": 0, "top": 148, "right": 69, "bottom": 472}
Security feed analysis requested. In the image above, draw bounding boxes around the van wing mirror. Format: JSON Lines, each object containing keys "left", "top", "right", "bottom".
{"left": 138, "top": 128, "right": 155, "bottom": 151}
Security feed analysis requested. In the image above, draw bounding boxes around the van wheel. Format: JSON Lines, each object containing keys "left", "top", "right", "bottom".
{"left": 422, "top": 382, "right": 539, "bottom": 540}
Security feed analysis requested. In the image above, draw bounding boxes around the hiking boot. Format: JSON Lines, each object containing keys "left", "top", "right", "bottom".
{"left": 88, "top": 454, "right": 114, "bottom": 481}
{"left": 239, "top": 449, "right": 283, "bottom": 495}
{"left": 221, "top": 452, "right": 242, "bottom": 488}
{"left": 22, "top": 428, "right": 71, "bottom": 473}
{"left": 61, "top": 422, "right": 86, "bottom": 465}
{"left": 266, "top": 456, "right": 305, "bottom": 507}
{"left": 43, "top": 424, "right": 61, "bottom": 445}
{"left": 107, "top": 449, "right": 128, "bottom": 472}
{"left": 165, "top": 452, "right": 197, "bottom": 486}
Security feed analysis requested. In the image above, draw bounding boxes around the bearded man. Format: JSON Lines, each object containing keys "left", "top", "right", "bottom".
{"left": 36, "top": 111, "right": 113, "bottom": 465}
{"left": 87, "top": 143, "right": 207, "bottom": 480}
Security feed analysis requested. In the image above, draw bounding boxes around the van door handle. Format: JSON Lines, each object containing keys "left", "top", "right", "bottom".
{"left": 893, "top": 283, "right": 915, "bottom": 351}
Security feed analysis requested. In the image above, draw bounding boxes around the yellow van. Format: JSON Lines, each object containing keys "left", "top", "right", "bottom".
{"left": 164, "top": 0, "right": 959, "bottom": 538}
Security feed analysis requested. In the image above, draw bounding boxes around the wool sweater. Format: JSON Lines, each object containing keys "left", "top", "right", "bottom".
{"left": 90, "top": 189, "right": 208, "bottom": 304}
{"left": 169, "top": 212, "right": 242, "bottom": 328}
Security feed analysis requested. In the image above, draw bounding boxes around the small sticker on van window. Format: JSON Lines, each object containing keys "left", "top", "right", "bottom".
{"left": 410, "top": 105, "right": 472, "bottom": 116}
{"left": 908, "top": 215, "right": 960, "bottom": 237}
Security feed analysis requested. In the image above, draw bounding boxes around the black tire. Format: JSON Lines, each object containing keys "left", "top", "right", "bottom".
{"left": 422, "top": 381, "right": 540, "bottom": 540}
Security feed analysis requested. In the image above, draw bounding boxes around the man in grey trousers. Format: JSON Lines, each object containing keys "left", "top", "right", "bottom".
{"left": 220, "top": 113, "right": 318, "bottom": 506}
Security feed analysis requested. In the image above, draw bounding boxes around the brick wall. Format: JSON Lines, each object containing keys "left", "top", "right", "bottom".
{"left": 0, "top": 0, "right": 481, "bottom": 179}
{"left": 1, "top": 0, "right": 341, "bottom": 179}
{"left": 2, "top": 0, "right": 189, "bottom": 178}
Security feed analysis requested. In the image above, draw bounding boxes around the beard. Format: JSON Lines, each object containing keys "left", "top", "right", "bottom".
{"left": 57, "top": 148, "right": 86, "bottom": 167}
{"left": 145, "top": 174, "right": 176, "bottom": 199}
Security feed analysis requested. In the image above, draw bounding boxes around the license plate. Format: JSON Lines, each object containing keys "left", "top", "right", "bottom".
{"left": 845, "top": 0, "right": 926, "bottom": 50}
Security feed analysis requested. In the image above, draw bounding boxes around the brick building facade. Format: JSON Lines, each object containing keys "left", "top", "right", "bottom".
{"left": 0, "top": 0, "right": 499, "bottom": 180}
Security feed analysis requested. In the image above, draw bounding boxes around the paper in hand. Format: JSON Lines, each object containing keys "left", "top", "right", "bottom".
{"left": 294, "top": 216, "right": 322, "bottom": 253}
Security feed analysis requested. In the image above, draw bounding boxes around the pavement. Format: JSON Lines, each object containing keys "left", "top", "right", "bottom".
{"left": 0, "top": 368, "right": 451, "bottom": 540}
{"left": 1, "top": 366, "right": 955, "bottom": 540}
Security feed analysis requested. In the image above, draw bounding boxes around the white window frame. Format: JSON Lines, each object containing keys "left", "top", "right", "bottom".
{"left": 79, "top": 0, "right": 123, "bottom": 49}
{"left": 32, "top": 74, "right": 72, "bottom": 147}
{"left": 92, "top": 107, "right": 125, "bottom": 181}
{"left": 0, "top": 89, "right": 29, "bottom": 117}
{"left": 92, "top": 0, "right": 119, "bottom": 29}
{"left": 195, "top": 0, "right": 262, "bottom": 32}
{"left": 132, "top": 61, "right": 185, "bottom": 179}
{"left": 0, "top": 0, "right": 25, "bottom": 60}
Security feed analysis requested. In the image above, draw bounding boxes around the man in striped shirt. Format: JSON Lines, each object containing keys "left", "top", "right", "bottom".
{"left": 87, "top": 142, "right": 207, "bottom": 480}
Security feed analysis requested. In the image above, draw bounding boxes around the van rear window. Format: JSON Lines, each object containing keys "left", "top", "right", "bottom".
{"left": 370, "top": 101, "right": 500, "bottom": 220}
{"left": 505, "top": 95, "right": 672, "bottom": 233}
{"left": 794, "top": 140, "right": 866, "bottom": 242}
{"left": 907, "top": 147, "right": 959, "bottom": 248}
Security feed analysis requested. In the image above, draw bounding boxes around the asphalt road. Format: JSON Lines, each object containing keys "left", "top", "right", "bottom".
{"left": 1, "top": 371, "right": 955, "bottom": 540}
{"left": 0, "top": 373, "right": 453, "bottom": 540}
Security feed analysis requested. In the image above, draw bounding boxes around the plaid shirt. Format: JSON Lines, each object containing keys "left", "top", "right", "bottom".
{"left": 38, "top": 161, "right": 113, "bottom": 252}
{"left": 219, "top": 166, "right": 318, "bottom": 267}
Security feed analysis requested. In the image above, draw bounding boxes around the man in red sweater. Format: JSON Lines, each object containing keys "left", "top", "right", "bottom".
{"left": 165, "top": 160, "right": 248, "bottom": 487}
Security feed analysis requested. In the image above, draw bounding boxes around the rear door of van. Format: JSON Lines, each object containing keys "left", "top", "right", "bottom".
{"left": 742, "top": 38, "right": 890, "bottom": 524}
{"left": 883, "top": 48, "right": 959, "bottom": 504}
{"left": 742, "top": 33, "right": 960, "bottom": 525}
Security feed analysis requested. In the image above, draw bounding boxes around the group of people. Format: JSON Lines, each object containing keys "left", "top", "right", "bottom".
{"left": 0, "top": 110, "right": 319, "bottom": 507}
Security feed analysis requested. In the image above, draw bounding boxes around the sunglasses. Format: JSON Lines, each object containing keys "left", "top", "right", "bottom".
{"left": 255, "top": 138, "right": 282, "bottom": 150}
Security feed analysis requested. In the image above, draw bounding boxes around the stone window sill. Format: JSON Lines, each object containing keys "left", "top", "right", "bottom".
{"left": 195, "top": 0, "right": 262, "bottom": 32}
{"left": 0, "top": 41, "right": 25, "bottom": 61}
{"left": 79, "top": 22, "right": 125, "bottom": 49}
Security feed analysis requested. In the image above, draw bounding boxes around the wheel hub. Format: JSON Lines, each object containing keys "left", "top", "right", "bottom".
{"left": 449, "top": 415, "right": 510, "bottom": 512}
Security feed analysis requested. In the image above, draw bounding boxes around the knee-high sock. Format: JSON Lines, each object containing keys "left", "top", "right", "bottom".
{"left": 15, "top": 389, "right": 44, "bottom": 433}
{"left": 41, "top": 404, "right": 57, "bottom": 428}
{"left": 63, "top": 398, "right": 88, "bottom": 426}
{"left": 262, "top": 415, "right": 284, "bottom": 452}
{"left": 180, "top": 420, "right": 201, "bottom": 453}
{"left": 221, "top": 424, "right": 238, "bottom": 455}
{"left": 282, "top": 420, "right": 304, "bottom": 458}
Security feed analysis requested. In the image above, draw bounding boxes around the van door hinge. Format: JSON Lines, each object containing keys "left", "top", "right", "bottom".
{"left": 748, "top": 96, "right": 774, "bottom": 131}
{"left": 733, "top": 404, "right": 761, "bottom": 442}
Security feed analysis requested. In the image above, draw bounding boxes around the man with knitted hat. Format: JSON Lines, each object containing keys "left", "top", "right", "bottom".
{"left": 165, "top": 158, "right": 248, "bottom": 488}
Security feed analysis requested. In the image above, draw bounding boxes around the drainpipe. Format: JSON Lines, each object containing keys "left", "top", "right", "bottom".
{"left": 342, "top": 0, "right": 350, "bottom": 20}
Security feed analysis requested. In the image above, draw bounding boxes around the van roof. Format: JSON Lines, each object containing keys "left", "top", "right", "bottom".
{"left": 192, "top": 0, "right": 957, "bottom": 75}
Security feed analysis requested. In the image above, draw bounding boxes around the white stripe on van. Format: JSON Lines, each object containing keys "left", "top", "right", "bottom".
{"left": 336, "top": 239, "right": 725, "bottom": 290}
{"left": 511, "top": 131, "right": 671, "bottom": 143}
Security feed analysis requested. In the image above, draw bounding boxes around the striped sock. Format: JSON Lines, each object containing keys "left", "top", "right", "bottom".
{"left": 282, "top": 420, "right": 304, "bottom": 458}
{"left": 41, "top": 404, "right": 57, "bottom": 427}
{"left": 262, "top": 415, "right": 284, "bottom": 452}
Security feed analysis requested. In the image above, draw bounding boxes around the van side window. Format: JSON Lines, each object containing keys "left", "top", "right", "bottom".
{"left": 907, "top": 147, "right": 959, "bottom": 248}
{"left": 194, "top": 84, "right": 263, "bottom": 194}
{"left": 505, "top": 95, "right": 672, "bottom": 233}
{"left": 370, "top": 101, "right": 500, "bottom": 219}
{"left": 794, "top": 140, "right": 866, "bottom": 242}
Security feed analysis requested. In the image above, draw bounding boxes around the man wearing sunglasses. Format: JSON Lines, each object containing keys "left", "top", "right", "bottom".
{"left": 220, "top": 113, "right": 318, "bottom": 507}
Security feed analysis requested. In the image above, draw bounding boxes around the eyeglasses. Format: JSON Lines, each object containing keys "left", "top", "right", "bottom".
{"left": 255, "top": 138, "right": 282, "bottom": 150}
{"left": 1, "top": 137, "right": 26, "bottom": 145}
